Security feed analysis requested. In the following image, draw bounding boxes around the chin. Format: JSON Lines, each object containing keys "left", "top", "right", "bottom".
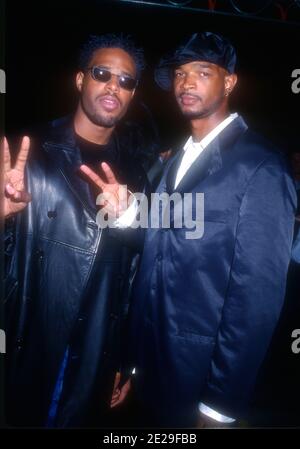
{"left": 92, "top": 112, "right": 118, "bottom": 128}
{"left": 182, "top": 110, "right": 205, "bottom": 119}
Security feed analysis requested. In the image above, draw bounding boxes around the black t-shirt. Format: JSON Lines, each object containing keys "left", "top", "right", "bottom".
{"left": 76, "top": 133, "right": 118, "bottom": 168}
{"left": 75, "top": 133, "right": 119, "bottom": 201}
{"left": 75, "top": 130, "right": 146, "bottom": 200}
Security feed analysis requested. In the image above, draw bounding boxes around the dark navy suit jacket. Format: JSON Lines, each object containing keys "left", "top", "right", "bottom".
{"left": 129, "top": 116, "right": 297, "bottom": 426}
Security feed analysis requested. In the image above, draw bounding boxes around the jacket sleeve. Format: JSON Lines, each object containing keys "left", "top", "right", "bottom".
{"left": 201, "top": 154, "right": 297, "bottom": 418}
{"left": 4, "top": 216, "right": 18, "bottom": 298}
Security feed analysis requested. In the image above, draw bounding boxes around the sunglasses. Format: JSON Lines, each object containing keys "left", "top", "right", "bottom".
{"left": 88, "top": 66, "right": 138, "bottom": 91}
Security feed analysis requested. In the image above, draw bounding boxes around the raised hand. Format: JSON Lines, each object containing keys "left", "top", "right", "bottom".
{"left": 79, "top": 162, "right": 130, "bottom": 218}
{"left": 2, "top": 136, "right": 31, "bottom": 218}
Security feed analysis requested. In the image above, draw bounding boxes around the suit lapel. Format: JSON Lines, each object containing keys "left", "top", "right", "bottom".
{"left": 165, "top": 149, "right": 185, "bottom": 193}
{"left": 174, "top": 116, "right": 248, "bottom": 194}
{"left": 175, "top": 141, "right": 216, "bottom": 194}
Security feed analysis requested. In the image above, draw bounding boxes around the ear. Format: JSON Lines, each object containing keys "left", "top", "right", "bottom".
{"left": 76, "top": 72, "right": 84, "bottom": 93}
{"left": 224, "top": 73, "right": 238, "bottom": 95}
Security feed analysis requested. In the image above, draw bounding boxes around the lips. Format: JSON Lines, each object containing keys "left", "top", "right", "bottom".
{"left": 179, "top": 94, "right": 200, "bottom": 106}
{"left": 98, "top": 95, "right": 120, "bottom": 112}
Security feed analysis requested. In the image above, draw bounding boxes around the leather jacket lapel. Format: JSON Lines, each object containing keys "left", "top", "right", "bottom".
{"left": 43, "top": 141, "right": 98, "bottom": 220}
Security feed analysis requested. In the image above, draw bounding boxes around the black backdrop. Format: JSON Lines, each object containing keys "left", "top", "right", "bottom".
{"left": 5, "top": 0, "right": 300, "bottom": 152}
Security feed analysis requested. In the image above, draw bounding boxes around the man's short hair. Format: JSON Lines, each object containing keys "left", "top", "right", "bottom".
{"left": 78, "top": 33, "right": 145, "bottom": 79}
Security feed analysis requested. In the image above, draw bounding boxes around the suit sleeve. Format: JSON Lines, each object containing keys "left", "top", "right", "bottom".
{"left": 4, "top": 216, "right": 18, "bottom": 301}
{"left": 201, "top": 153, "right": 297, "bottom": 418}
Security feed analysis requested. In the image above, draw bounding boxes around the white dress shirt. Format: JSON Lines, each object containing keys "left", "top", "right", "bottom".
{"left": 175, "top": 113, "right": 238, "bottom": 189}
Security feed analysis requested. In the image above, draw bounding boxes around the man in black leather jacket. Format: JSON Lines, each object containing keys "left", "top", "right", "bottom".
{"left": 3, "top": 34, "right": 155, "bottom": 427}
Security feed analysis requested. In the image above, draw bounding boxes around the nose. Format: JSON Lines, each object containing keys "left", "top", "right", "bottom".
{"left": 182, "top": 73, "right": 196, "bottom": 90}
{"left": 106, "top": 74, "right": 120, "bottom": 93}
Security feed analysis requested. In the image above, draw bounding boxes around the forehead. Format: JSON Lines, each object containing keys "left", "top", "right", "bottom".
{"left": 176, "top": 60, "right": 220, "bottom": 72}
{"left": 89, "top": 47, "right": 136, "bottom": 76}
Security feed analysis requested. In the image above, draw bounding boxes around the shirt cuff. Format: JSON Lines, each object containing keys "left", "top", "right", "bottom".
{"left": 199, "top": 403, "right": 236, "bottom": 423}
{"left": 114, "top": 192, "right": 138, "bottom": 228}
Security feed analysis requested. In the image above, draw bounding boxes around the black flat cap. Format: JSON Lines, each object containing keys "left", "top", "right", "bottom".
{"left": 155, "top": 32, "right": 237, "bottom": 91}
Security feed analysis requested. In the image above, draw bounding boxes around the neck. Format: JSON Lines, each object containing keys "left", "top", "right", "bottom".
{"left": 190, "top": 106, "right": 230, "bottom": 142}
{"left": 74, "top": 103, "right": 114, "bottom": 145}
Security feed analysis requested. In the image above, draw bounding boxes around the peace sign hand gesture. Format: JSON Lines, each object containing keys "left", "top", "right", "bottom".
{"left": 79, "top": 162, "right": 130, "bottom": 219}
{"left": 2, "top": 136, "right": 31, "bottom": 218}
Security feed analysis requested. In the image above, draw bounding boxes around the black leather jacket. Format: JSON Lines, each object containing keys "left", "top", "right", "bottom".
{"left": 4, "top": 116, "right": 148, "bottom": 427}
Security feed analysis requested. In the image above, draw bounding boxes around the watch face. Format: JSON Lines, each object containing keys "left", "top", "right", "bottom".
{"left": 230, "top": 0, "right": 272, "bottom": 15}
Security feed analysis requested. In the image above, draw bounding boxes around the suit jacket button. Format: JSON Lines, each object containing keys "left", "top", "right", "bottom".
{"left": 47, "top": 210, "right": 57, "bottom": 219}
{"left": 16, "top": 337, "right": 23, "bottom": 351}
{"left": 35, "top": 249, "right": 44, "bottom": 260}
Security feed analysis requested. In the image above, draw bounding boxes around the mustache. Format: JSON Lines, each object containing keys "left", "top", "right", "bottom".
{"left": 178, "top": 92, "right": 202, "bottom": 101}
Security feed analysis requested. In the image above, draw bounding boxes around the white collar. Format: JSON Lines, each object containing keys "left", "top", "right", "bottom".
{"left": 183, "top": 113, "right": 239, "bottom": 152}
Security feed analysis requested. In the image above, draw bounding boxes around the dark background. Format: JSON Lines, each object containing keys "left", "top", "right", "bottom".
{"left": 5, "top": 0, "right": 300, "bottom": 152}
{"left": 3, "top": 0, "right": 300, "bottom": 428}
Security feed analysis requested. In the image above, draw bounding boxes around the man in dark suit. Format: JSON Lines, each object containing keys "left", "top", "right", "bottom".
{"left": 126, "top": 32, "right": 297, "bottom": 427}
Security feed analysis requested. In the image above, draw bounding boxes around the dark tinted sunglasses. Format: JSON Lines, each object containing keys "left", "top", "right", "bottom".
{"left": 88, "top": 66, "right": 138, "bottom": 91}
